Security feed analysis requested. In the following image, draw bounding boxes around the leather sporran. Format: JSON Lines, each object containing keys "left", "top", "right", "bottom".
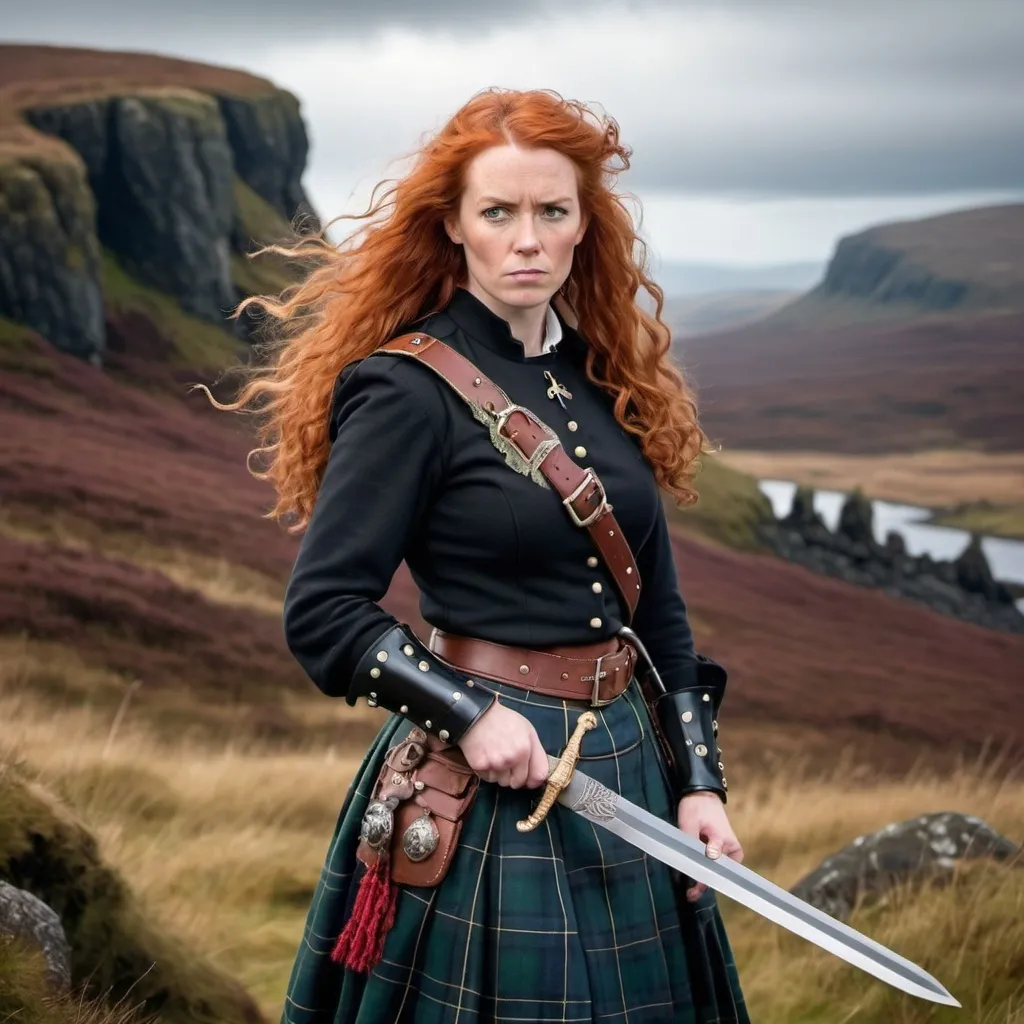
{"left": 357, "top": 727, "right": 480, "bottom": 888}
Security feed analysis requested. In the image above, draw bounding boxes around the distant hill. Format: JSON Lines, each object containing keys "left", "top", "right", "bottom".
{"left": 767, "top": 203, "right": 1024, "bottom": 326}
{"left": 676, "top": 204, "right": 1024, "bottom": 453}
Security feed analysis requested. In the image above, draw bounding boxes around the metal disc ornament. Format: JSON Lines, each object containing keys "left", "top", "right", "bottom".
{"left": 360, "top": 796, "right": 398, "bottom": 852}
{"left": 402, "top": 810, "right": 440, "bottom": 862}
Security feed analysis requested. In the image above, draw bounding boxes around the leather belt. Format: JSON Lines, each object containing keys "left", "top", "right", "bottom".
{"left": 428, "top": 628, "right": 637, "bottom": 706}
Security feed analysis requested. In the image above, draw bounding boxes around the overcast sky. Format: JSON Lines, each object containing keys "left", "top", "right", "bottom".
{"left": 5, "top": 0, "right": 1023, "bottom": 268}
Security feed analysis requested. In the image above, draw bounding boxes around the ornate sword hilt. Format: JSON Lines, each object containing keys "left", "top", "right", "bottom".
{"left": 516, "top": 711, "right": 597, "bottom": 832}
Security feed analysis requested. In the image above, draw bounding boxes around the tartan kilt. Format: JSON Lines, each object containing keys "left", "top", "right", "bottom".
{"left": 281, "top": 678, "right": 749, "bottom": 1023}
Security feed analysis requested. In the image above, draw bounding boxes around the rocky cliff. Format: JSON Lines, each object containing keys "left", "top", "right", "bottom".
{"left": 790, "top": 203, "right": 1024, "bottom": 318}
{"left": 0, "top": 45, "right": 315, "bottom": 366}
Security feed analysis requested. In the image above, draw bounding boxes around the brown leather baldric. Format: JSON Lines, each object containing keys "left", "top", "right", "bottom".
{"left": 376, "top": 332, "right": 642, "bottom": 622}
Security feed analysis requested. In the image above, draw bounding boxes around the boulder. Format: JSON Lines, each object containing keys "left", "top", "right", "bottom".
{"left": 836, "top": 489, "right": 875, "bottom": 546}
{"left": 789, "top": 812, "right": 1019, "bottom": 921}
{"left": 783, "top": 485, "right": 823, "bottom": 531}
{"left": 0, "top": 880, "right": 71, "bottom": 991}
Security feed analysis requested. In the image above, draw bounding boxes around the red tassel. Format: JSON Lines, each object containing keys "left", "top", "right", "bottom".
{"left": 330, "top": 849, "right": 398, "bottom": 973}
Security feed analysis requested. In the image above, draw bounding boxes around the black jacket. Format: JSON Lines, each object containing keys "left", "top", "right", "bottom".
{"left": 282, "top": 287, "right": 701, "bottom": 697}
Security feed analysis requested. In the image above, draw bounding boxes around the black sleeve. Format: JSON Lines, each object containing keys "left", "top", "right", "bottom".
{"left": 629, "top": 496, "right": 702, "bottom": 694}
{"left": 281, "top": 356, "right": 447, "bottom": 697}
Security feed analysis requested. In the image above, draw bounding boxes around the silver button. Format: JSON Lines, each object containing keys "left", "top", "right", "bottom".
{"left": 519, "top": 665, "right": 530, "bottom": 675}
{"left": 702, "top": 693, "right": 711, "bottom": 702}
{"left": 400, "top": 704, "right": 409, "bottom": 714}
{"left": 424, "top": 719, "right": 432, "bottom": 729}
{"left": 695, "top": 743, "right": 708, "bottom": 757}
{"left": 452, "top": 691, "right": 462, "bottom": 700}
{"left": 681, "top": 710, "right": 692, "bottom": 722}
{"left": 370, "top": 667, "right": 381, "bottom": 678}
{"left": 591, "top": 582, "right": 602, "bottom": 594}
{"left": 418, "top": 660, "right": 430, "bottom": 672}
{"left": 376, "top": 651, "right": 388, "bottom": 662}
{"left": 402, "top": 644, "right": 414, "bottom": 656}
{"left": 567, "top": 420, "right": 578, "bottom": 431}
{"left": 439, "top": 729, "right": 450, "bottom": 741}
{"left": 587, "top": 556, "right": 598, "bottom": 567}
{"left": 589, "top": 617, "right": 602, "bottom": 628}
{"left": 574, "top": 445, "right": 587, "bottom": 458}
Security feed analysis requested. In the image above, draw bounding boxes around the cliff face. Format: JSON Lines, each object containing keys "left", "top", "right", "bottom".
{"left": 0, "top": 50, "right": 314, "bottom": 364}
{"left": 809, "top": 204, "right": 1024, "bottom": 315}
{"left": 0, "top": 146, "right": 105, "bottom": 360}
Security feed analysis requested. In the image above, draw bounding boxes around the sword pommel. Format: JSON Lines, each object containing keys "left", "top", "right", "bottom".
{"left": 516, "top": 711, "right": 597, "bottom": 832}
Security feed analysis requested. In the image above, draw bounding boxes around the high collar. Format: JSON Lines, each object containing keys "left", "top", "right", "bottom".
{"left": 445, "top": 286, "right": 580, "bottom": 365}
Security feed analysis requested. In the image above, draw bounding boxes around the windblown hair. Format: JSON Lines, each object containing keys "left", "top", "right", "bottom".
{"left": 212, "top": 88, "right": 711, "bottom": 534}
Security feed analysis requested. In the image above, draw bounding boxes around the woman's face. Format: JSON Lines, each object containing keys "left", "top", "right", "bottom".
{"left": 445, "top": 144, "right": 588, "bottom": 313}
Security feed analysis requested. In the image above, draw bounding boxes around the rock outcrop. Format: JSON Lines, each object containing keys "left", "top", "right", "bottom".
{"left": 0, "top": 145, "right": 105, "bottom": 360}
{"left": 766, "top": 486, "right": 1024, "bottom": 633}
{"left": 27, "top": 92, "right": 239, "bottom": 327}
{"left": 0, "top": 53, "right": 313, "bottom": 364}
{"left": 790, "top": 812, "right": 1019, "bottom": 921}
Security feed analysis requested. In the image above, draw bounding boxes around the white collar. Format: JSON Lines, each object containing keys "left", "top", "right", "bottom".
{"left": 540, "top": 303, "right": 563, "bottom": 354}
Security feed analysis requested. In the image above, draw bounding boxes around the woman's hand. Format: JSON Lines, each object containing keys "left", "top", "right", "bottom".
{"left": 458, "top": 699, "right": 550, "bottom": 789}
{"left": 677, "top": 791, "right": 743, "bottom": 901}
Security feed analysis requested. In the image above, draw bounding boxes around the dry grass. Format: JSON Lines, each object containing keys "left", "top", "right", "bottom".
{"left": 2, "top": 675, "right": 1022, "bottom": 1023}
{"left": 0, "top": 506, "right": 285, "bottom": 617}
{"left": 717, "top": 448, "right": 1024, "bottom": 510}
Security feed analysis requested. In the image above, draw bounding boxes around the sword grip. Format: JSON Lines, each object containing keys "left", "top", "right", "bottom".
{"left": 516, "top": 711, "right": 596, "bottom": 832}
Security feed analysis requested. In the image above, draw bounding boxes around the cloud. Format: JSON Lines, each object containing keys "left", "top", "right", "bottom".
{"left": 4, "top": 0, "right": 1023, "bottom": 223}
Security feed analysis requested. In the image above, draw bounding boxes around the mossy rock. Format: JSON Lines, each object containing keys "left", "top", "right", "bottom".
{"left": 0, "top": 766, "right": 264, "bottom": 1023}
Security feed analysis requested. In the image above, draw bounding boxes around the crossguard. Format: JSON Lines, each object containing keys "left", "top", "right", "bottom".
{"left": 516, "top": 711, "right": 597, "bottom": 832}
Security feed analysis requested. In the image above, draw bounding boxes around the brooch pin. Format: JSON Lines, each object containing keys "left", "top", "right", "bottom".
{"left": 543, "top": 371, "right": 572, "bottom": 410}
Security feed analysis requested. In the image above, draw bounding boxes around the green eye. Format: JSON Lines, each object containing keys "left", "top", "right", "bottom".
{"left": 482, "top": 207, "right": 505, "bottom": 219}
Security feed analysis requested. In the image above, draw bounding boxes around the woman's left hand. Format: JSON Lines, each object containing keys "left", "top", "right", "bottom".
{"left": 676, "top": 791, "right": 743, "bottom": 901}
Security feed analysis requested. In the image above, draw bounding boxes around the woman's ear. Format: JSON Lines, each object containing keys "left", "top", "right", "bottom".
{"left": 444, "top": 215, "right": 463, "bottom": 245}
{"left": 574, "top": 211, "right": 590, "bottom": 246}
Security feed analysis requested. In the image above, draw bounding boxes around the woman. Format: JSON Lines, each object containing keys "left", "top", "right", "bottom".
{"left": 227, "top": 88, "right": 748, "bottom": 1023}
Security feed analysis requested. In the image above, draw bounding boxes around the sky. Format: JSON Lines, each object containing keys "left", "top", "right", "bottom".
{"left": 4, "top": 0, "right": 1023, "bottom": 269}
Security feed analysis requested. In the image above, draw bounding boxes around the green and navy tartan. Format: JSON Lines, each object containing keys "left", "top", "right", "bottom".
{"left": 282, "top": 678, "right": 749, "bottom": 1023}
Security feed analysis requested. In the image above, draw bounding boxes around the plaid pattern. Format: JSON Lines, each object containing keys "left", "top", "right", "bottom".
{"left": 282, "top": 680, "right": 749, "bottom": 1023}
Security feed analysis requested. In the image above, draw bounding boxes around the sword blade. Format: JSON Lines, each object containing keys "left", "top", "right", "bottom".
{"left": 556, "top": 766, "right": 960, "bottom": 1007}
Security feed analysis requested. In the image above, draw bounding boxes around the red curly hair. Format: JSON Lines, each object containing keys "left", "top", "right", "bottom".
{"left": 210, "top": 87, "right": 710, "bottom": 534}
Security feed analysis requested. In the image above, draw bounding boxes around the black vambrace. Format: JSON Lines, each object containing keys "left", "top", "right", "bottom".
{"left": 347, "top": 623, "right": 496, "bottom": 744}
{"left": 650, "top": 655, "right": 729, "bottom": 803}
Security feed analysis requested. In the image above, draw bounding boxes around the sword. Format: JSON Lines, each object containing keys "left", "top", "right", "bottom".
{"left": 517, "top": 711, "right": 960, "bottom": 1008}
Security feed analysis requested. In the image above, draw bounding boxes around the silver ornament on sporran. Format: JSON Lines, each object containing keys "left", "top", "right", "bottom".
{"left": 402, "top": 809, "right": 440, "bottom": 862}
{"left": 359, "top": 796, "right": 399, "bottom": 852}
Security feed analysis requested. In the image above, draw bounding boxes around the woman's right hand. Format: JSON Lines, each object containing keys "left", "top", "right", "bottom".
{"left": 458, "top": 699, "right": 550, "bottom": 789}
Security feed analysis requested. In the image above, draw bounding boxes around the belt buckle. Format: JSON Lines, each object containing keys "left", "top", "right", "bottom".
{"left": 564, "top": 470, "right": 613, "bottom": 528}
{"left": 490, "top": 403, "right": 560, "bottom": 475}
{"left": 590, "top": 653, "right": 615, "bottom": 707}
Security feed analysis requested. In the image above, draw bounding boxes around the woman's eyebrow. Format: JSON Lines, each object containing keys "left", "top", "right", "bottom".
{"left": 477, "top": 195, "right": 575, "bottom": 206}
